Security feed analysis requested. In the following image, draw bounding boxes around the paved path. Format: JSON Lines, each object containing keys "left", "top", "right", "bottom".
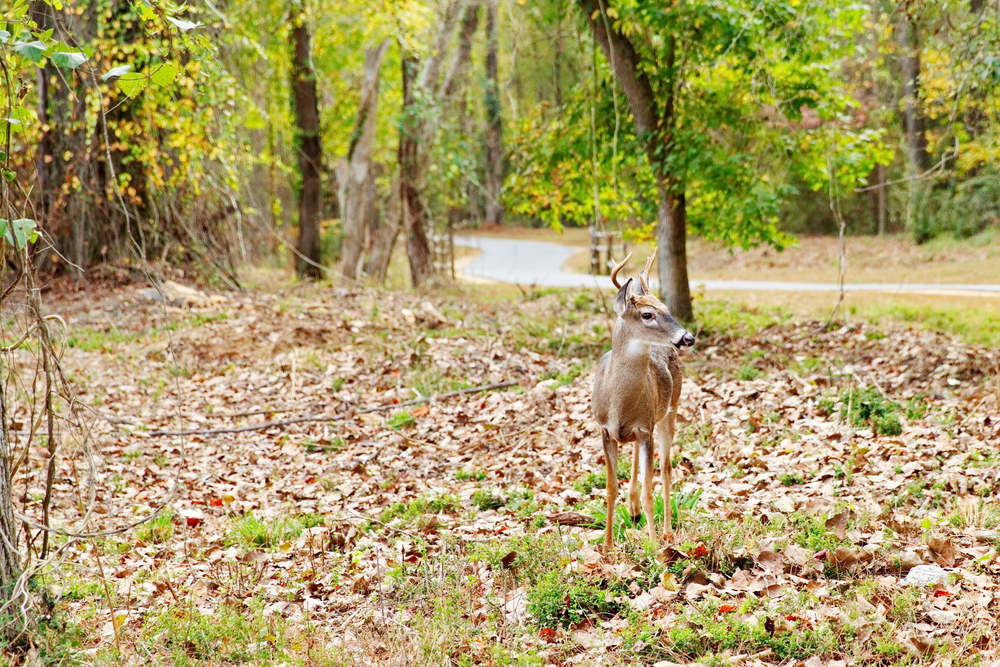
{"left": 455, "top": 236, "right": 1000, "bottom": 295}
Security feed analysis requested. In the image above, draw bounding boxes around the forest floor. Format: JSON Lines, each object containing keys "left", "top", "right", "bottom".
{"left": 12, "top": 275, "right": 1000, "bottom": 666}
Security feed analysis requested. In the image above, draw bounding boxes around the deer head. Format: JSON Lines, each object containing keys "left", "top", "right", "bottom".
{"left": 610, "top": 249, "right": 694, "bottom": 349}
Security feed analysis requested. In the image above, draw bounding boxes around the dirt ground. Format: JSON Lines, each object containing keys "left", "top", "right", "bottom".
{"left": 8, "top": 275, "right": 1000, "bottom": 665}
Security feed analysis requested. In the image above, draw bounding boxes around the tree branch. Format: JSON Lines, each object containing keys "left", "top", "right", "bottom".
{"left": 146, "top": 381, "right": 519, "bottom": 437}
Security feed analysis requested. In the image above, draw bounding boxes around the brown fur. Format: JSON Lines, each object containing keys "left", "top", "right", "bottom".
{"left": 591, "top": 253, "right": 693, "bottom": 550}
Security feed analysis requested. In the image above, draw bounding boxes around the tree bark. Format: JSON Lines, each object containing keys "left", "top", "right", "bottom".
{"left": 291, "top": 9, "right": 324, "bottom": 279}
{"left": 396, "top": 1, "right": 461, "bottom": 286}
{"left": 897, "top": 12, "right": 930, "bottom": 173}
{"left": 0, "top": 362, "right": 21, "bottom": 632}
{"left": 443, "top": 3, "right": 481, "bottom": 100}
{"left": 657, "top": 180, "right": 692, "bottom": 322}
{"left": 339, "top": 40, "right": 389, "bottom": 281}
{"left": 364, "top": 176, "right": 401, "bottom": 281}
{"left": 579, "top": 0, "right": 692, "bottom": 319}
{"left": 484, "top": 0, "right": 504, "bottom": 225}
{"left": 400, "top": 55, "right": 434, "bottom": 286}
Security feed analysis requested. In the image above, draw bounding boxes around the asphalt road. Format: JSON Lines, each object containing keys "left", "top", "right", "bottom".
{"left": 454, "top": 236, "right": 1000, "bottom": 295}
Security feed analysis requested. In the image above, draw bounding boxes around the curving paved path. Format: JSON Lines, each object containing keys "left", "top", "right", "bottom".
{"left": 454, "top": 236, "right": 1000, "bottom": 295}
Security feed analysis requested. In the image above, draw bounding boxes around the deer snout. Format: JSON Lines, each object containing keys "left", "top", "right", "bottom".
{"left": 677, "top": 331, "right": 695, "bottom": 348}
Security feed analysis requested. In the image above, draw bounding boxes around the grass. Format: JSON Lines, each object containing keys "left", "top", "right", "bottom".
{"left": 379, "top": 494, "right": 460, "bottom": 526}
{"left": 225, "top": 512, "right": 323, "bottom": 549}
{"left": 136, "top": 509, "right": 175, "bottom": 545}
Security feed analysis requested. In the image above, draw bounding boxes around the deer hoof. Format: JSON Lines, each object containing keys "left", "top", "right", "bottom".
{"left": 630, "top": 513, "right": 642, "bottom": 524}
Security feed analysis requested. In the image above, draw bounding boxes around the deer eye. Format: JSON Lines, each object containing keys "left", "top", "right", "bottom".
{"left": 641, "top": 312, "right": 653, "bottom": 320}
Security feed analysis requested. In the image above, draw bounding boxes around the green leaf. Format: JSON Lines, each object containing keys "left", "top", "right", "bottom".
{"left": 102, "top": 64, "right": 131, "bottom": 81}
{"left": 149, "top": 62, "right": 178, "bottom": 87}
{"left": 12, "top": 39, "right": 46, "bottom": 64}
{"left": 0, "top": 219, "right": 38, "bottom": 250}
{"left": 51, "top": 51, "right": 88, "bottom": 69}
{"left": 0, "top": 30, "right": 10, "bottom": 44}
{"left": 135, "top": 1, "right": 157, "bottom": 20}
{"left": 118, "top": 72, "right": 147, "bottom": 98}
{"left": 166, "top": 16, "right": 201, "bottom": 31}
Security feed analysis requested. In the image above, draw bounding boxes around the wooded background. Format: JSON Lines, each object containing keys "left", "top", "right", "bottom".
{"left": 3, "top": 0, "right": 1000, "bottom": 312}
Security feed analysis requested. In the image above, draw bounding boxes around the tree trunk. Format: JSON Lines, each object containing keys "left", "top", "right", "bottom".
{"left": 364, "top": 176, "right": 401, "bottom": 281}
{"left": 579, "top": 0, "right": 692, "bottom": 319}
{"left": 443, "top": 4, "right": 481, "bottom": 100}
{"left": 897, "top": 12, "right": 930, "bottom": 173}
{"left": 291, "top": 9, "right": 324, "bottom": 279}
{"left": 0, "top": 366, "right": 21, "bottom": 632}
{"left": 484, "top": 0, "right": 503, "bottom": 225}
{"left": 657, "top": 179, "right": 692, "bottom": 322}
{"left": 400, "top": 55, "right": 434, "bottom": 286}
{"left": 340, "top": 40, "right": 389, "bottom": 281}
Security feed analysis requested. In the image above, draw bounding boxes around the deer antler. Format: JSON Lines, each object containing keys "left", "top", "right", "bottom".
{"left": 610, "top": 252, "right": 633, "bottom": 289}
{"left": 638, "top": 247, "right": 658, "bottom": 292}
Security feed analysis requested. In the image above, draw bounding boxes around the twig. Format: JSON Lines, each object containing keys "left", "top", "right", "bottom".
{"left": 146, "top": 381, "right": 519, "bottom": 437}
{"left": 342, "top": 509, "right": 421, "bottom": 542}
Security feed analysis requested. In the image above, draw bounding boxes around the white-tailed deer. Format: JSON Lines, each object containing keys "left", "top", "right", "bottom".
{"left": 592, "top": 249, "right": 695, "bottom": 550}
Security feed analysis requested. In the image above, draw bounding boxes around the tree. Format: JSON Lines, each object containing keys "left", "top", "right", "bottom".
{"left": 484, "top": 0, "right": 503, "bottom": 225}
{"left": 291, "top": 5, "right": 324, "bottom": 279}
{"left": 577, "top": 0, "right": 691, "bottom": 320}
{"left": 339, "top": 39, "right": 390, "bottom": 280}
{"left": 397, "top": 0, "right": 462, "bottom": 287}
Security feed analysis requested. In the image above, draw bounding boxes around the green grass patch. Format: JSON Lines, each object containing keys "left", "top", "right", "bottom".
{"left": 225, "top": 512, "right": 322, "bottom": 549}
{"left": 379, "top": 494, "right": 459, "bottom": 526}
{"left": 136, "top": 509, "right": 175, "bottom": 545}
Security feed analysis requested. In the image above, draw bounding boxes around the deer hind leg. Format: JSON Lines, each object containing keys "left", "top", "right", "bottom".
{"left": 602, "top": 430, "right": 619, "bottom": 552}
{"left": 627, "top": 440, "right": 641, "bottom": 521}
{"left": 657, "top": 411, "right": 676, "bottom": 536}
{"left": 639, "top": 438, "right": 657, "bottom": 542}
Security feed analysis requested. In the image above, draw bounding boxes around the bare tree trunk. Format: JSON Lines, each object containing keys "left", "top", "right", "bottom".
{"left": 364, "top": 176, "right": 401, "bottom": 281}
{"left": 443, "top": 3, "right": 481, "bottom": 228}
{"left": 400, "top": 55, "right": 434, "bottom": 286}
{"left": 657, "top": 180, "right": 692, "bottom": 322}
{"left": 340, "top": 40, "right": 389, "bottom": 280}
{"left": 292, "top": 9, "right": 324, "bottom": 279}
{"left": 484, "top": 0, "right": 503, "bottom": 225}
{"left": 0, "top": 364, "right": 21, "bottom": 633}
{"left": 898, "top": 12, "right": 929, "bottom": 173}
{"left": 443, "top": 3, "right": 481, "bottom": 99}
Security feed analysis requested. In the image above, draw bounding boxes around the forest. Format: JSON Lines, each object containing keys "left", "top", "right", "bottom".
{"left": 0, "top": 0, "right": 999, "bottom": 664}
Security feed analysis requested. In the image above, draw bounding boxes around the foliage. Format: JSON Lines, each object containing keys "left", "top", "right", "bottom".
{"left": 840, "top": 386, "right": 903, "bottom": 437}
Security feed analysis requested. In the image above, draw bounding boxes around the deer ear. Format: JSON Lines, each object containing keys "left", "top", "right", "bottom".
{"left": 613, "top": 278, "right": 633, "bottom": 316}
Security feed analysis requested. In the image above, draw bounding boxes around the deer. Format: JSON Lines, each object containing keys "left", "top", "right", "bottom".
{"left": 592, "top": 248, "right": 695, "bottom": 550}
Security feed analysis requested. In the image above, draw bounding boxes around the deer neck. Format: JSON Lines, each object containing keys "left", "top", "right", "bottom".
{"left": 610, "top": 322, "right": 655, "bottom": 372}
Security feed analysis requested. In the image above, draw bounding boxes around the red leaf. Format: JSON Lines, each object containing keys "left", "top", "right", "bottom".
{"left": 693, "top": 543, "right": 709, "bottom": 557}
{"left": 186, "top": 516, "right": 202, "bottom": 527}
{"left": 539, "top": 628, "right": 556, "bottom": 638}
{"left": 209, "top": 498, "right": 223, "bottom": 507}
{"left": 934, "top": 589, "right": 954, "bottom": 597}
{"left": 718, "top": 604, "right": 737, "bottom": 613}
{"left": 305, "top": 476, "right": 316, "bottom": 483}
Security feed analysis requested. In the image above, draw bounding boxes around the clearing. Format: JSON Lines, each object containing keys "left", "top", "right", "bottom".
{"left": 14, "top": 276, "right": 1000, "bottom": 666}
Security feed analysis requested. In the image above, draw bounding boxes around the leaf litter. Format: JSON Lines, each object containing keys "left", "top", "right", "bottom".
{"left": 15, "top": 281, "right": 1000, "bottom": 665}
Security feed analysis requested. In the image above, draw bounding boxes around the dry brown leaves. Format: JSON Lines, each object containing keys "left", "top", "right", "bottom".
{"left": 13, "top": 282, "right": 1000, "bottom": 664}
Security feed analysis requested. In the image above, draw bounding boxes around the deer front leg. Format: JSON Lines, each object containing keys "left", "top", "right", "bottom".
{"left": 602, "top": 430, "right": 619, "bottom": 552}
{"left": 627, "top": 441, "right": 641, "bottom": 521}
{"left": 656, "top": 413, "right": 676, "bottom": 536}
{"left": 639, "top": 438, "right": 657, "bottom": 543}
